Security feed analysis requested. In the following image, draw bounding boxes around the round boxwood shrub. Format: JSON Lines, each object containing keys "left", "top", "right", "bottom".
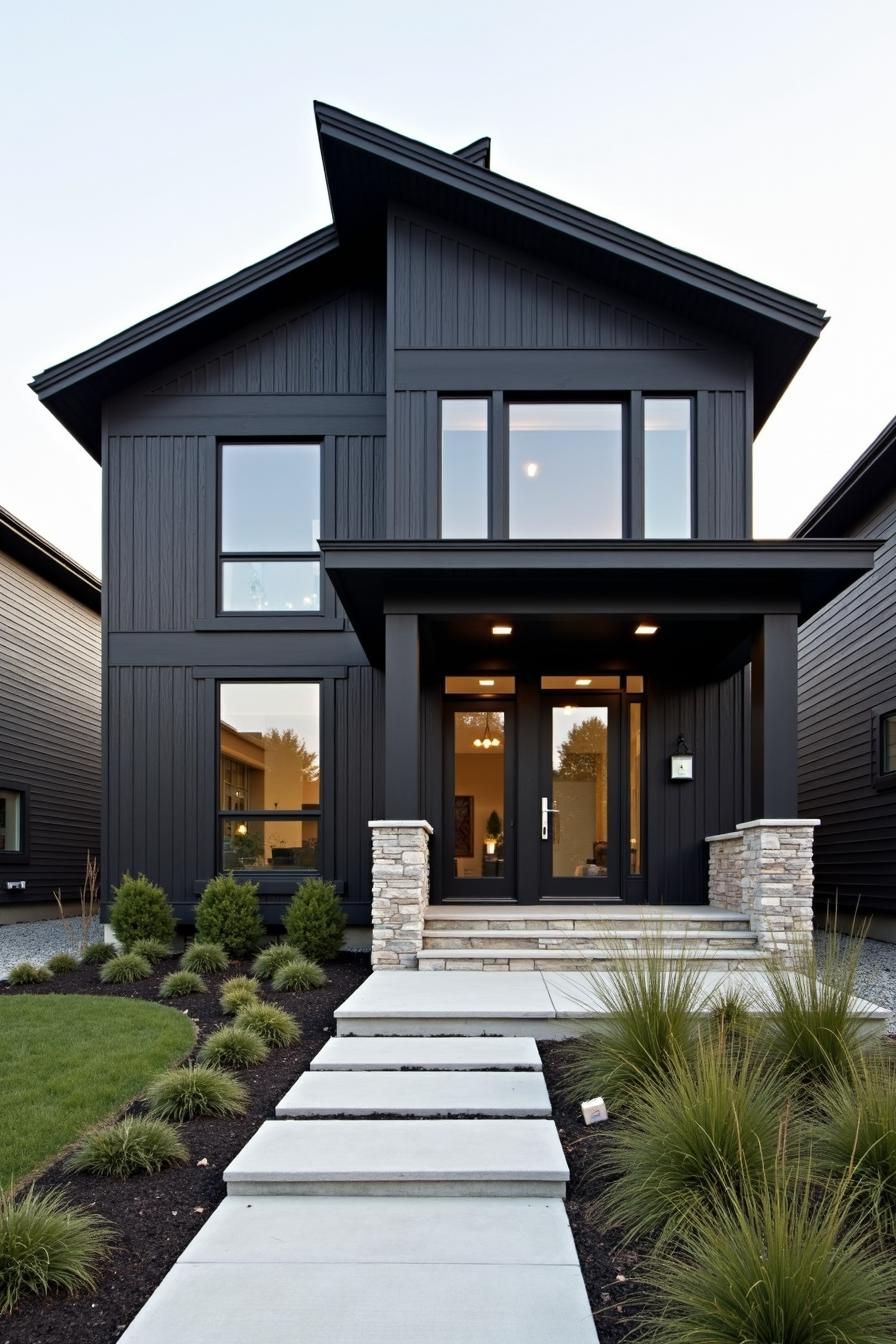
{"left": 180, "top": 941, "right": 228, "bottom": 975}
{"left": 272, "top": 956, "right": 327, "bottom": 992}
{"left": 145, "top": 1063, "right": 248, "bottom": 1122}
{"left": 283, "top": 878, "right": 346, "bottom": 963}
{"left": 80, "top": 941, "right": 116, "bottom": 966}
{"left": 129, "top": 937, "right": 173, "bottom": 964}
{"left": 66, "top": 1117, "right": 187, "bottom": 1178}
{"left": 252, "top": 942, "right": 299, "bottom": 981}
{"left": 45, "top": 952, "right": 79, "bottom": 975}
{"left": 99, "top": 952, "right": 153, "bottom": 985}
{"left": 109, "top": 872, "right": 176, "bottom": 950}
{"left": 198, "top": 1025, "right": 269, "bottom": 1070}
{"left": 0, "top": 1186, "right": 113, "bottom": 1314}
{"left": 158, "top": 969, "right": 207, "bottom": 999}
{"left": 194, "top": 874, "right": 264, "bottom": 959}
{"left": 234, "top": 1001, "right": 300, "bottom": 1048}
{"left": 6, "top": 962, "right": 53, "bottom": 986}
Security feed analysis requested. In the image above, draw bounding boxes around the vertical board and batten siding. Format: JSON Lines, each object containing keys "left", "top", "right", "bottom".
{"left": 0, "top": 552, "right": 100, "bottom": 904}
{"left": 799, "top": 492, "right": 896, "bottom": 911}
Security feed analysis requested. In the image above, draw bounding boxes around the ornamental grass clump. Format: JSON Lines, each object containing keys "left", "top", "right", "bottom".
{"left": 283, "top": 877, "right": 346, "bottom": 962}
{"left": 145, "top": 1063, "right": 248, "bottom": 1122}
{"left": 0, "top": 1187, "right": 113, "bottom": 1315}
{"left": 129, "top": 937, "right": 173, "bottom": 964}
{"left": 198, "top": 1025, "right": 269, "bottom": 1070}
{"left": 194, "top": 874, "right": 264, "bottom": 959}
{"left": 158, "top": 969, "right": 207, "bottom": 999}
{"left": 45, "top": 952, "right": 79, "bottom": 975}
{"left": 271, "top": 956, "right": 327, "bottom": 992}
{"left": 595, "top": 1036, "right": 790, "bottom": 1246}
{"left": 219, "top": 977, "right": 260, "bottom": 1015}
{"left": 6, "top": 962, "right": 53, "bottom": 986}
{"left": 234, "top": 1001, "right": 300, "bottom": 1048}
{"left": 180, "top": 941, "right": 228, "bottom": 976}
{"left": 636, "top": 1161, "right": 896, "bottom": 1344}
{"left": 813, "top": 1057, "right": 896, "bottom": 1244}
{"left": 80, "top": 941, "right": 116, "bottom": 966}
{"left": 66, "top": 1117, "right": 188, "bottom": 1178}
{"left": 108, "top": 872, "right": 176, "bottom": 949}
{"left": 99, "top": 951, "right": 153, "bottom": 985}
{"left": 251, "top": 941, "right": 298, "bottom": 981}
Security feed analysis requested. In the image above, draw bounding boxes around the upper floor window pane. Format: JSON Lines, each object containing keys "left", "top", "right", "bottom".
{"left": 508, "top": 403, "right": 623, "bottom": 539}
{"left": 644, "top": 399, "right": 691, "bottom": 538}
{"left": 221, "top": 443, "right": 320, "bottom": 553}
{"left": 441, "top": 400, "right": 489, "bottom": 538}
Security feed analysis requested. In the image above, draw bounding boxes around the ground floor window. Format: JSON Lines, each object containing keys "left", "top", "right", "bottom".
{"left": 218, "top": 682, "right": 320, "bottom": 870}
{"left": 0, "top": 789, "right": 23, "bottom": 852}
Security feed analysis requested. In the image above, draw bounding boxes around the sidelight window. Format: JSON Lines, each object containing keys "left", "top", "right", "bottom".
{"left": 440, "top": 400, "right": 489, "bottom": 538}
{"left": 643, "top": 398, "right": 692, "bottom": 538}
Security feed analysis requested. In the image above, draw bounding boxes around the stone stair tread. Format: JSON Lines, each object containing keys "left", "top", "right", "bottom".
{"left": 418, "top": 947, "right": 767, "bottom": 961}
{"left": 424, "top": 904, "right": 748, "bottom": 921}
{"left": 275, "top": 1070, "right": 552, "bottom": 1117}
{"left": 310, "top": 1037, "right": 542, "bottom": 1071}
{"left": 423, "top": 928, "right": 756, "bottom": 940}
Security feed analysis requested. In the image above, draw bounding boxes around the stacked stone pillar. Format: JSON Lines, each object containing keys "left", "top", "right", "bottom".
{"left": 706, "top": 818, "right": 819, "bottom": 964}
{"left": 369, "top": 820, "right": 433, "bottom": 969}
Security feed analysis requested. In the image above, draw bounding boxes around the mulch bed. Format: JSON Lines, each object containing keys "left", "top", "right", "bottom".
{"left": 0, "top": 952, "right": 369, "bottom": 1344}
{"left": 539, "top": 1042, "right": 646, "bottom": 1344}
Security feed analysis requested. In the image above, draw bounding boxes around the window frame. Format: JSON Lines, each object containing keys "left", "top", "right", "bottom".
{"left": 0, "top": 785, "right": 28, "bottom": 864}
{"left": 871, "top": 704, "right": 896, "bottom": 791}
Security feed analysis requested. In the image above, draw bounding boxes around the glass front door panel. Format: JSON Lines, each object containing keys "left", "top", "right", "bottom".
{"left": 551, "top": 706, "right": 609, "bottom": 878}
{"left": 453, "top": 710, "right": 505, "bottom": 879}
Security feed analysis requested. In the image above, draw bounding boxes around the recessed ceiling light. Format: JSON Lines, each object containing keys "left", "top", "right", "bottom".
{"left": 492, "top": 625, "right": 513, "bottom": 636}
{"left": 575, "top": 678, "right": 592, "bottom": 686}
{"left": 635, "top": 623, "right": 659, "bottom": 636}
{"left": 524, "top": 462, "right": 539, "bottom": 478}
{"left": 479, "top": 678, "right": 496, "bottom": 687}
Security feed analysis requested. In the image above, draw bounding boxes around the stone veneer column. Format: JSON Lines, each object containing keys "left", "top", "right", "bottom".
{"left": 705, "top": 831, "right": 744, "bottom": 911}
{"left": 369, "top": 820, "right": 433, "bottom": 970}
{"left": 737, "top": 819, "right": 818, "bottom": 963}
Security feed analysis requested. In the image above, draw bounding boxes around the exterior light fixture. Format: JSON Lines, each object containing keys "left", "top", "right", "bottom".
{"left": 492, "top": 624, "right": 513, "bottom": 636}
{"left": 236, "top": 822, "right": 248, "bottom": 836}
{"left": 635, "top": 623, "right": 659, "bottom": 636}
{"left": 524, "top": 462, "right": 539, "bottom": 478}
{"left": 479, "top": 678, "right": 496, "bottom": 687}
{"left": 670, "top": 734, "right": 694, "bottom": 781}
{"left": 575, "top": 678, "right": 592, "bottom": 686}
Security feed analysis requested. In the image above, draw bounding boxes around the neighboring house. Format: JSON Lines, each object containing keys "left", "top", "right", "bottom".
{"left": 0, "top": 506, "right": 101, "bottom": 911}
{"left": 30, "top": 104, "right": 877, "bottom": 943}
{"left": 795, "top": 416, "right": 896, "bottom": 935}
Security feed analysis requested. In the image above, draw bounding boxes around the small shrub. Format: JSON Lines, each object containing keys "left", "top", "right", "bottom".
{"left": 0, "top": 1186, "right": 112, "bottom": 1315}
{"left": 283, "top": 878, "right": 345, "bottom": 963}
{"left": 66, "top": 1117, "right": 187, "bottom": 1178}
{"left": 180, "top": 941, "right": 228, "bottom": 975}
{"left": 198, "top": 1025, "right": 269, "bottom": 1069}
{"left": 272, "top": 956, "right": 327, "bottom": 992}
{"left": 6, "top": 962, "right": 53, "bottom": 986}
{"left": 109, "top": 872, "right": 176, "bottom": 949}
{"left": 158, "top": 969, "right": 207, "bottom": 999}
{"left": 234, "top": 1001, "right": 300, "bottom": 1048}
{"left": 814, "top": 1058, "right": 896, "bottom": 1243}
{"left": 99, "top": 952, "right": 153, "bottom": 985}
{"left": 145, "top": 1063, "right": 248, "bottom": 1121}
{"left": 220, "top": 974, "right": 259, "bottom": 996}
{"left": 194, "top": 874, "right": 264, "bottom": 959}
{"left": 45, "top": 952, "right": 79, "bottom": 975}
{"left": 252, "top": 941, "right": 299, "bottom": 981}
{"left": 129, "top": 937, "right": 173, "bottom": 964}
{"left": 219, "top": 977, "right": 260, "bottom": 1015}
{"left": 80, "top": 941, "right": 116, "bottom": 965}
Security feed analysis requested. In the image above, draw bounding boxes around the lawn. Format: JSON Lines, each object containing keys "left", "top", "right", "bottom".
{"left": 0, "top": 995, "right": 195, "bottom": 1186}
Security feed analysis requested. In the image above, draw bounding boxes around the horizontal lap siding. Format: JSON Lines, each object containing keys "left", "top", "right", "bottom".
{"left": 0, "top": 554, "right": 100, "bottom": 904}
{"left": 799, "top": 492, "right": 896, "bottom": 910}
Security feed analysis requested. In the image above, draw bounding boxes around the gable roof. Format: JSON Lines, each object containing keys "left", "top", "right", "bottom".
{"left": 32, "top": 104, "right": 828, "bottom": 459}
{"left": 794, "top": 415, "right": 896, "bottom": 538}
{"left": 0, "top": 506, "right": 101, "bottom": 612}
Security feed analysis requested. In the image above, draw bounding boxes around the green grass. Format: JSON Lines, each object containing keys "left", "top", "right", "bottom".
{"left": 0, "top": 996, "right": 195, "bottom": 1186}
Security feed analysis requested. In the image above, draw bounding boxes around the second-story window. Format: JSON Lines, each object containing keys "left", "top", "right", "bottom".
{"left": 509, "top": 403, "right": 623, "bottom": 539}
{"left": 219, "top": 442, "right": 321, "bottom": 612}
{"left": 643, "top": 399, "right": 692, "bottom": 538}
{"left": 440, "top": 400, "right": 489, "bottom": 538}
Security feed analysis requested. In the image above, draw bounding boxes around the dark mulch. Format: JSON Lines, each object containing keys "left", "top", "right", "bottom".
{"left": 0, "top": 951, "right": 369, "bottom": 1344}
{"left": 539, "top": 1042, "right": 646, "bottom": 1344}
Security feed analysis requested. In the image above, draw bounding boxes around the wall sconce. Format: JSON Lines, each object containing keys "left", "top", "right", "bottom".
{"left": 670, "top": 734, "right": 694, "bottom": 781}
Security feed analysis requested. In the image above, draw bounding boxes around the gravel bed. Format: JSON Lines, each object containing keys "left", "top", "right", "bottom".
{"left": 0, "top": 916, "right": 102, "bottom": 977}
{"left": 814, "top": 929, "right": 896, "bottom": 1035}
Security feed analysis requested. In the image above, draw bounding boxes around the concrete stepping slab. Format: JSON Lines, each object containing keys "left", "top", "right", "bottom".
{"left": 117, "top": 1261, "right": 599, "bottom": 1344}
{"left": 224, "top": 1118, "right": 569, "bottom": 1196}
{"left": 310, "top": 1035, "right": 543, "bottom": 1070}
{"left": 178, "top": 1195, "right": 579, "bottom": 1265}
{"left": 275, "top": 1069, "right": 552, "bottom": 1117}
{"left": 335, "top": 969, "right": 557, "bottom": 1036}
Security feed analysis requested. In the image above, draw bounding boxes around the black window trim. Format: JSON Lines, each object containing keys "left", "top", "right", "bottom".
{"left": 871, "top": 704, "right": 896, "bottom": 791}
{"left": 0, "top": 784, "right": 28, "bottom": 864}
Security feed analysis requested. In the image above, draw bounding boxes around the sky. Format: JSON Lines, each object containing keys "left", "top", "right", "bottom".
{"left": 2, "top": 0, "right": 894, "bottom": 578}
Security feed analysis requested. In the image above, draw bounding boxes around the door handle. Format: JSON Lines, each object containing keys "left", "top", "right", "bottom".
{"left": 541, "top": 796, "right": 559, "bottom": 841}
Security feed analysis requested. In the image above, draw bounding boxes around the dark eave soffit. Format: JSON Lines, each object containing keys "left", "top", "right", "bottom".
{"left": 794, "top": 414, "right": 896, "bottom": 538}
{"left": 0, "top": 505, "right": 101, "bottom": 612}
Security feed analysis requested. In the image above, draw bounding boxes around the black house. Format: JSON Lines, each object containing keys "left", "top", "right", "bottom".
{"left": 796, "top": 416, "right": 896, "bottom": 933}
{"left": 30, "top": 105, "right": 877, "bottom": 956}
{"left": 0, "top": 506, "right": 101, "bottom": 912}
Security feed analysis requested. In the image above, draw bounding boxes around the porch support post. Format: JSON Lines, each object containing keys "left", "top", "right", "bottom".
{"left": 750, "top": 613, "right": 799, "bottom": 817}
{"left": 383, "top": 612, "right": 421, "bottom": 818}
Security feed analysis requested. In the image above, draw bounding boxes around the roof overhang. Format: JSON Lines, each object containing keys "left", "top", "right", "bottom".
{"left": 0, "top": 506, "right": 100, "bottom": 611}
{"left": 321, "top": 539, "right": 880, "bottom": 664}
{"left": 795, "top": 415, "right": 896, "bottom": 537}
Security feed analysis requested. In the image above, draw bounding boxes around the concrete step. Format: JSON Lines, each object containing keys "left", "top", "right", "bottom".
{"left": 275, "top": 1070, "right": 552, "bottom": 1117}
{"left": 224, "top": 1119, "right": 569, "bottom": 1196}
{"left": 419, "top": 947, "right": 768, "bottom": 971}
{"left": 423, "top": 928, "right": 758, "bottom": 949}
{"left": 425, "top": 904, "right": 750, "bottom": 932}
{"left": 310, "top": 1036, "right": 542, "bottom": 1071}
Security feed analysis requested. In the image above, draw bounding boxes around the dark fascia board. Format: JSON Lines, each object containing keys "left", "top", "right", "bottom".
{"left": 454, "top": 136, "right": 491, "bottom": 170}
{"left": 29, "top": 226, "right": 341, "bottom": 460}
{"left": 0, "top": 505, "right": 100, "bottom": 611}
{"left": 794, "top": 415, "right": 896, "bottom": 538}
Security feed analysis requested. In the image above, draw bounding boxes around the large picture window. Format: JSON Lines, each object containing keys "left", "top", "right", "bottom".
{"left": 219, "top": 683, "right": 320, "bottom": 871}
{"left": 219, "top": 442, "right": 321, "bottom": 612}
{"left": 509, "top": 403, "right": 623, "bottom": 539}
